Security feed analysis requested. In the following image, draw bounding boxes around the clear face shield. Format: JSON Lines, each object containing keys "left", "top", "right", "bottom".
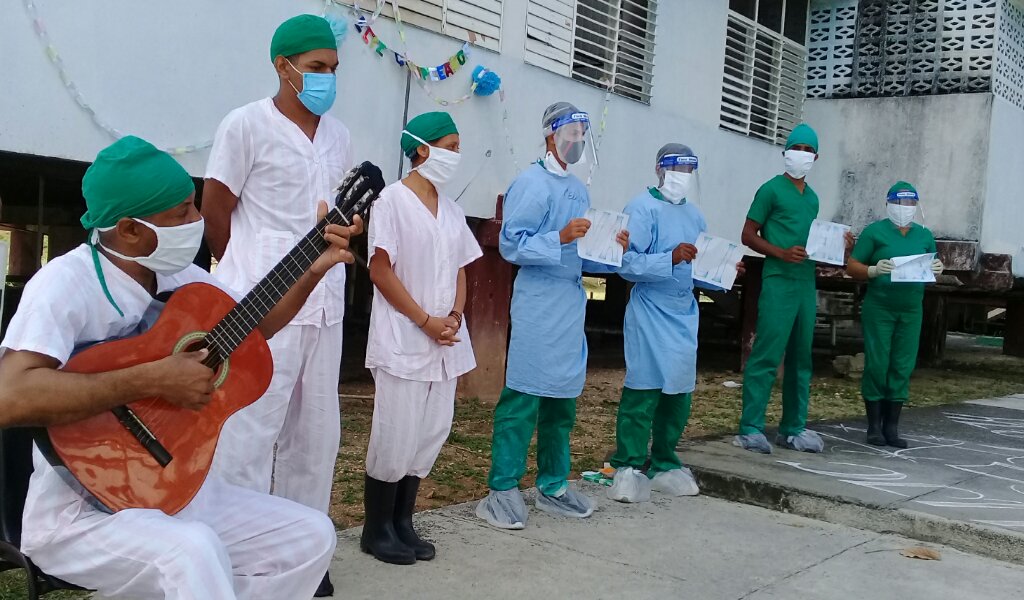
{"left": 657, "top": 154, "right": 701, "bottom": 205}
{"left": 886, "top": 189, "right": 923, "bottom": 227}
{"left": 544, "top": 112, "right": 598, "bottom": 167}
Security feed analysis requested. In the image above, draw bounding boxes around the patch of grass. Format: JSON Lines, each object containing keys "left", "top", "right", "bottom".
{"left": 0, "top": 569, "right": 91, "bottom": 599}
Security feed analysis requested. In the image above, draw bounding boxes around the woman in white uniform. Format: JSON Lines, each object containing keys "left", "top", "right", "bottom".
{"left": 363, "top": 111, "right": 482, "bottom": 564}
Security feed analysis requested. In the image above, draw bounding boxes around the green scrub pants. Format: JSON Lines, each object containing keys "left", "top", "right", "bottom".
{"left": 610, "top": 388, "right": 692, "bottom": 475}
{"left": 739, "top": 276, "right": 816, "bottom": 437}
{"left": 487, "top": 386, "right": 576, "bottom": 496}
{"left": 861, "top": 298, "right": 922, "bottom": 403}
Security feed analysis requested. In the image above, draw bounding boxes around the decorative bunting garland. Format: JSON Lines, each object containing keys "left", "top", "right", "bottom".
{"left": 336, "top": 0, "right": 501, "bottom": 107}
{"left": 354, "top": 16, "right": 470, "bottom": 83}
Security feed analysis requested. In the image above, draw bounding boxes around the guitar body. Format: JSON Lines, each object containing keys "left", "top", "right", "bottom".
{"left": 43, "top": 282, "right": 273, "bottom": 515}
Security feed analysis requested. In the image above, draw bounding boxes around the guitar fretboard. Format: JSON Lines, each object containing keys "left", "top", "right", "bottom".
{"left": 205, "top": 207, "right": 353, "bottom": 359}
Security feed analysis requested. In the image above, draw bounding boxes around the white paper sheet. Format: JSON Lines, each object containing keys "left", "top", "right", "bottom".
{"left": 890, "top": 252, "right": 936, "bottom": 283}
{"left": 577, "top": 208, "right": 629, "bottom": 267}
{"left": 805, "top": 219, "right": 851, "bottom": 266}
{"left": 692, "top": 232, "right": 745, "bottom": 291}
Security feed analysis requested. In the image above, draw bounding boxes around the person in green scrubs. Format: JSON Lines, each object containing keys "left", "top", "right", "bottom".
{"left": 735, "top": 123, "right": 852, "bottom": 454}
{"left": 847, "top": 182, "right": 943, "bottom": 448}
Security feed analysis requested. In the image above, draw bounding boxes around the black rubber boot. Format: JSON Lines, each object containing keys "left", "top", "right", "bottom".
{"left": 881, "top": 401, "right": 909, "bottom": 449}
{"left": 313, "top": 572, "right": 334, "bottom": 597}
{"left": 864, "top": 400, "right": 886, "bottom": 446}
{"left": 394, "top": 476, "right": 436, "bottom": 561}
{"left": 360, "top": 475, "right": 416, "bottom": 565}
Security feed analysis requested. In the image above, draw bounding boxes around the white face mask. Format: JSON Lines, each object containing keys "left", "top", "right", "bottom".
{"left": 405, "top": 131, "right": 462, "bottom": 188}
{"left": 887, "top": 203, "right": 917, "bottom": 228}
{"left": 783, "top": 149, "right": 816, "bottom": 180}
{"left": 96, "top": 217, "right": 205, "bottom": 274}
{"left": 543, "top": 151, "right": 568, "bottom": 177}
{"left": 659, "top": 171, "right": 693, "bottom": 204}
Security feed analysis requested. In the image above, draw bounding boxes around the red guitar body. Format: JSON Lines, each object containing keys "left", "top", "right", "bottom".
{"left": 45, "top": 283, "right": 273, "bottom": 515}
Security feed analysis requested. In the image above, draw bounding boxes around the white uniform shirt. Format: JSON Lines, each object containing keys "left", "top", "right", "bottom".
{"left": 365, "top": 181, "right": 483, "bottom": 382}
{"left": 206, "top": 97, "right": 353, "bottom": 327}
{"left": 0, "top": 244, "right": 234, "bottom": 553}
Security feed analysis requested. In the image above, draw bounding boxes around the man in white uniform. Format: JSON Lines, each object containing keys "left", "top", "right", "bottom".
{"left": 0, "top": 136, "right": 359, "bottom": 599}
{"left": 362, "top": 112, "right": 482, "bottom": 565}
{"left": 202, "top": 15, "right": 351, "bottom": 595}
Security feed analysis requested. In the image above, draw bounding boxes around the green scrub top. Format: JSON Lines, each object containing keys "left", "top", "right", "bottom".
{"left": 746, "top": 175, "right": 819, "bottom": 280}
{"left": 851, "top": 219, "right": 937, "bottom": 310}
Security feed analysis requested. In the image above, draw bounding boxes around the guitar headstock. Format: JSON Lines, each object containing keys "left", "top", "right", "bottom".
{"left": 333, "top": 161, "right": 385, "bottom": 223}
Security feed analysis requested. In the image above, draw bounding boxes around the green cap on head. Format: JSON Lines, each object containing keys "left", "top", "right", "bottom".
{"left": 401, "top": 112, "right": 458, "bottom": 158}
{"left": 270, "top": 14, "right": 337, "bottom": 63}
{"left": 785, "top": 123, "right": 819, "bottom": 152}
{"left": 888, "top": 181, "right": 917, "bottom": 196}
{"left": 81, "top": 136, "right": 195, "bottom": 230}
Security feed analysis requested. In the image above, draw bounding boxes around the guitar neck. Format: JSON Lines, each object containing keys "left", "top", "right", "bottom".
{"left": 206, "top": 207, "right": 352, "bottom": 357}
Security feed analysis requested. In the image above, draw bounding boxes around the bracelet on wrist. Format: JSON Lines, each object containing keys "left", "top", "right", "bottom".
{"left": 418, "top": 314, "right": 430, "bottom": 328}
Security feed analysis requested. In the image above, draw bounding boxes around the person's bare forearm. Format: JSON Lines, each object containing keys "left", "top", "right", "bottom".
{"left": 846, "top": 257, "right": 870, "bottom": 281}
{"left": 257, "top": 269, "right": 327, "bottom": 339}
{"left": 453, "top": 268, "right": 467, "bottom": 314}
{"left": 741, "top": 220, "right": 785, "bottom": 260}
{"left": 370, "top": 250, "right": 428, "bottom": 324}
{"left": 0, "top": 353, "right": 160, "bottom": 427}
{"left": 201, "top": 179, "right": 239, "bottom": 260}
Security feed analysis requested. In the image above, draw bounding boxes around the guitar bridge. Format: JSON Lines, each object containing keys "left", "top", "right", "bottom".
{"left": 111, "top": 405, "right": 173, "bottom": 467}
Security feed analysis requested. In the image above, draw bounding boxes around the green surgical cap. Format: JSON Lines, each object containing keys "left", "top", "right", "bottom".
{"left": 888, "top": 181, "right": 917, "bottom": 196}
{"left": 401, "top": 112, "right": 459, "bottom": 158}
{"left": 270, "top": 14, "right": 337, "bottom": 62}
{"left": 785, "top": 123, "right": 819, "bottom": 152}
{"left": 81, "top": 136, "right": 195, "bottom": 230}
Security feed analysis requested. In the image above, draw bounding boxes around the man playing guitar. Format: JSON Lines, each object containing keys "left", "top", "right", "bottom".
{"left": 0, "top": 135, "right": 360, "bottom": 599}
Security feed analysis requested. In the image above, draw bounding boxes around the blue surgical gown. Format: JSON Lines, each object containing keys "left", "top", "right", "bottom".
{"left": 500, "top": 163, "right": 612, "bottom": 398}
{"left": 618, "top": 190, "right": 709, "bottom": 395}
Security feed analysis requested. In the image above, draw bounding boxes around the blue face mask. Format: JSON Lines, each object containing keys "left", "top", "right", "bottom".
{"left": 287, "top": 60, "right": 337, "bottom": 116}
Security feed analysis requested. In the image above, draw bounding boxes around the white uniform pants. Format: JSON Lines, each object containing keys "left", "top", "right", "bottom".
{"left": 212, "top": 318, "right": 343, "bottom": 513}
{"left": 365, "top": 369, "right": 457, "bottom": 483}
{"left": 28, "top": 478, "right": 336, "bottom": 600}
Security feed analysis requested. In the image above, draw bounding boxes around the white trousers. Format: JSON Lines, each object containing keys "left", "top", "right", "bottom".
{"left": 28, "top": 478, "right": 336, "bottom": 600}
{"left": 212, "top": 318, "right": 343, "bottom": 513}
{"left": 365, "top": 369, "right": 457, "bottom": 483}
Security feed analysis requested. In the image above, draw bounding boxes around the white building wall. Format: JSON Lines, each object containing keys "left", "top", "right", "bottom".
{"left": 0, "top": 0, "right": 784, "bottom": 242}
{"left": 981, "top": 95, "right": 1024, "bottom": 255}
{"left": 802, "top": 93, "right": 993, "bottom": 244}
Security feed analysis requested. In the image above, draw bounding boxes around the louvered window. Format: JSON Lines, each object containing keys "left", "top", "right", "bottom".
{"left": 347, "top": 0, "right": 503, "bottom": 51}
{"left": 720, "top": 0, "right": 809, "bottom": 145}
{"left": 525, "top": 0, "right": 658, "bottom": 104}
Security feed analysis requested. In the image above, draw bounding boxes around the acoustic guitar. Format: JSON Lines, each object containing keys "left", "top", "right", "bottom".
{"left": 35, "top": 161, "right": 385, "bottom": 515}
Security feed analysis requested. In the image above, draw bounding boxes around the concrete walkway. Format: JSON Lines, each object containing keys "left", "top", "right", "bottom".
{"left": 328, "top": 488, "right": 1024, "bottom": 599}
{"left": 684, "top": 395, "right": 1024, "bottom": 565}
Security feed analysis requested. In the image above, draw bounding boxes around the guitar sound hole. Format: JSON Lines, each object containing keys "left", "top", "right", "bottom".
{"left": 180, "top": 338, "right": 227, "bottom": 382}
{"left": 182, "top": 339, "right": 208, "bottom": 353}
